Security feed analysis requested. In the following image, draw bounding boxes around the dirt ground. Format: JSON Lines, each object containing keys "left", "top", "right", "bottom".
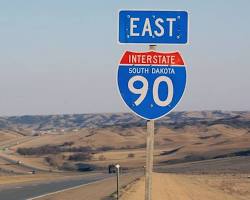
{"left": 120, "top": 173, "right": 250, "bottom": 200}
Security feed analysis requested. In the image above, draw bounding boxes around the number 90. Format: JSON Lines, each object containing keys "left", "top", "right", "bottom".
{"left": 128, "top": 76, "right": 173, "bottom": 107}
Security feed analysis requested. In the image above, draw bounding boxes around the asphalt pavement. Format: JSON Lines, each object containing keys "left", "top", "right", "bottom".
{"left": 0, "top": 173, "right": 113, "bottom": 200}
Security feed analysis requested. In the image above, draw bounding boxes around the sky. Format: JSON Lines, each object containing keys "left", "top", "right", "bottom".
{"left": 0, "top": 0, "right": 249, "bottom": 116}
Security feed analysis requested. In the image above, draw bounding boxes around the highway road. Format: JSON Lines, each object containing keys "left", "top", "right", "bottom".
{"left": 155, "top": 156, "right": 250, "bottom": 174}
{"left": 0, "top": 135, "right": 48, "bottom": 173}
{"left": 0, "top": 153, "right": 42, "bottom": 171}
{"left": 0, "top": 136, "right": 34, "bottom": 149}
{"left": 0, "top": 173, "right": 113, "bottom": 200}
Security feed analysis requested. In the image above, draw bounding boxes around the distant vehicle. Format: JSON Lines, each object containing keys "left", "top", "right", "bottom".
{"left": 16, "top": 160, "right": 22, "bottom": 165}
{"left": 28, "top": 170, "right": 36, "bottom": 174}
{"left": 108, "top": 164, "right": 116, "bottom": 174}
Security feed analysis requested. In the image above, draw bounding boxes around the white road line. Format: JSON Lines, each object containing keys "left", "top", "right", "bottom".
{"left": 27, "top": 176, "right": 113, "bottom": 200}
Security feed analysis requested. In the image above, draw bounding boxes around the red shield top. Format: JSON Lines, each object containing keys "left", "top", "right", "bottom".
{"left": 120, "top": 51, "right": 184, "bottom": 66}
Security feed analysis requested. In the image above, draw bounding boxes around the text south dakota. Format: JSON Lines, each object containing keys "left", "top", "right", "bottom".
{"left": 129, "top": 67, "right": 175, "bottom": 74}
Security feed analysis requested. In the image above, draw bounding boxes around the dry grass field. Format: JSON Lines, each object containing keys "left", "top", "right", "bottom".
{"left": 120, "top": 173, "right": 250, "bottom": 200}
{"left": 4, "top": 121, "right": 249, "bottom": 171}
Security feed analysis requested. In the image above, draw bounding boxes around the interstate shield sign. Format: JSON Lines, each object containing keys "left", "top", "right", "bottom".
{"left": 117, "top": 51, "right": 187, "bottom": 120}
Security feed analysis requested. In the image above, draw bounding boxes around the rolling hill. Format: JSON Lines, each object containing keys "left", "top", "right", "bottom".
{"left": 0, "top": 111, "right": 249, "bottom": 132}
{"left": 0, "top": 111, "right": 249, "bottom": 173}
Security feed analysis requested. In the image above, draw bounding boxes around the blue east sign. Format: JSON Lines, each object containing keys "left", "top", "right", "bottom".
{"left": 119, "top": 10, "right": 188, "bottom": 44}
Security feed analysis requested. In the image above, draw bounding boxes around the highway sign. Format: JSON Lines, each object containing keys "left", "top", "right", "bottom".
{"left": 117, "top": 51, "right": 186, "bottom": 120}
{"left": 119, "top": 10, "right": 188, "bottom": 44}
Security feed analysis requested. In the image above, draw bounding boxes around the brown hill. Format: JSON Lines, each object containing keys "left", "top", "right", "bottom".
{"left": 0, "top": 111, "right": 249, "bottom": 173}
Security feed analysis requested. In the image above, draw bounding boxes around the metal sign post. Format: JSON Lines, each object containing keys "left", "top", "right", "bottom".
{"left": 145, "top": 45, "right": 156, "bottom": 200}
{"left": 145, "top": 120, "right": 154, "bottom": 200}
